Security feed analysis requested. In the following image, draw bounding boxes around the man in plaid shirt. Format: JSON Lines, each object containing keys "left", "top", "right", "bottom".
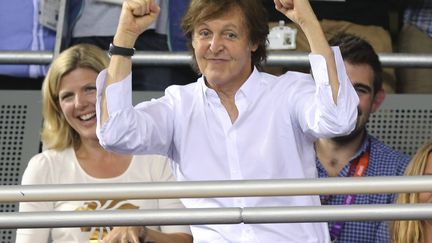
{"left": 315, "top": 33, "right": 411, "bottom": 243}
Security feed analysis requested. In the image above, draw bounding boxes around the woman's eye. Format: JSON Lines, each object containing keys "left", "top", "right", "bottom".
{"left": 85, "top": 86, "right": 96, "bottom": 93}
{"left": 60, "top": 93, "right": 73, "bottom": 101}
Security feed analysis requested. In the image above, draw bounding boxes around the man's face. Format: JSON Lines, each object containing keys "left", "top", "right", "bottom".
{"left": 191, "top": 6, "right": 258, "bottom": 90}
{"left": 340, "top": 61, "right": 384, "bottom": 139}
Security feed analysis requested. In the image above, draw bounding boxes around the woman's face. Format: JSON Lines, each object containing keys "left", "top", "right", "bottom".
{"left": 58, "top": 67, "right": 98, "bottom": 142}
{"left": 191, "top": 6, "right": 257, "bottom": 91}
{"left": 419, "top": 152, "right": 432, "bottom": 203}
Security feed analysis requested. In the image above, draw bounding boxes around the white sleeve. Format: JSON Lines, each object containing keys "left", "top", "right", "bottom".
{"left": 296, "top": 46, "right": 359, "bottom": 138}
{"left": 15, "top": 154, "right": 55, "bottom": 243}
{"left": 149, "top": 156, "right": 192, "bottom": 235}
{"left": 95, "top": 69, "right": 174, "bottom": 156}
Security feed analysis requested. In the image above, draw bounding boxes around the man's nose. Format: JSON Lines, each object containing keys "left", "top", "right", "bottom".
{"left": 209, "top": 35, "right": 224, "bottom": 53}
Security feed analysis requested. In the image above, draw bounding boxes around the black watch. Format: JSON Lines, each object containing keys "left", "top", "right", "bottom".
{"left": 108, "top": 43, "right": 135, "bottom": 57}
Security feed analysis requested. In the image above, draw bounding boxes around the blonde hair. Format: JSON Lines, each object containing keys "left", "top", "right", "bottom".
{"left": 391, "top": 141, "right": 432, "bottom": 243}
{"left": 41, "top": 44, "right": 109, "bottom": 150}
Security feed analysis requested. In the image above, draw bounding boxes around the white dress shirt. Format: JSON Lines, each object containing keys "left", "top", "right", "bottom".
{"left": 96, "top": 47, "right": 359, "bottom": 243}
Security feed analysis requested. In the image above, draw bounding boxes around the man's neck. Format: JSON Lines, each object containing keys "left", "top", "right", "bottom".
{"left": 316, "top": 129, "right": 367, "bottom": 177}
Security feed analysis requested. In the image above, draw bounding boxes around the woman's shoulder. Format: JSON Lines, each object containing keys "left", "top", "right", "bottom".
{"left": 22, "top": 147, "right": 76, "bottom": 185}
{"left": 26, "top": 147, "right": 75, "bottom": 171}
{"left": 30, "top": 147, "right": 74, "bottom": 163}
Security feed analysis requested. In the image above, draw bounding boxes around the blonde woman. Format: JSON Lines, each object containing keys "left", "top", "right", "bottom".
{"left": 15, "top": 44, "right": 192, "bottom": 243}
{"left": 391, "top": 142, "right": 432, "bottom": 243}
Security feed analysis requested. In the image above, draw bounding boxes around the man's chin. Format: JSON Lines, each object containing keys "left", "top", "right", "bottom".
{"left": 332, "top": 127, "right": 365, "bottom": 144}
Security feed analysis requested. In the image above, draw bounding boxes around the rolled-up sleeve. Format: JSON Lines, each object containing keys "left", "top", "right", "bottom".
{"left": 95, "top": 70, "right": 138, "bottom": 153}
{"left": 304, "top": 46, "right": 359, "bottom": 138}
{"left": 95, "top": 70, "right": 173, "bottom": 155}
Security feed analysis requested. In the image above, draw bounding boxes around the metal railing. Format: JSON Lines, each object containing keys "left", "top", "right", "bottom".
{"left": 3, "top": 176, "right": 432, "bottom": 228}
{"left": 2, "top": 176, "right": 431, "bottom": 202}
{"left": 4, "top": 204, "right": 432, "bottom": 229}
{"left": 0, "top": 51, "right": 431, "bottom": 68}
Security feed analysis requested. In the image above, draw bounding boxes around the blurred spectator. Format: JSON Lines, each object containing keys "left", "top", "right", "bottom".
{"left": 0, "top": 1, "right": 56, "bottom": 90}
{"left": 68, "top": 0, "right": 197, "bottom": 90}
{"left": 315, "top": 33, "right": 410, "bottom": 243}
{"left": 167, "top": 0, "right": 199, "bottom": 86}
{"left": 391, "top": 141, "right": 432, "bottom": 243}
{"left": 396, "top": 0, "right": 432, "bottom": 93}
{"left": 264, "top": 0, "right": 398, "bottom": 93}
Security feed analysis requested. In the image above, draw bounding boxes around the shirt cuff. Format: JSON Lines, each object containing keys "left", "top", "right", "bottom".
{"left": 96, "top": 69, "right": 133, "bottom": 115}
{"left": 95, "top": 69, "right": 133, "bottom": 142}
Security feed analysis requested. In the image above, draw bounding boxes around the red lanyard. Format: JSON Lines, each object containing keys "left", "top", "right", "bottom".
{"left": 347, "top": 148, "right": 369, "bottom": 177}
{"left": 328, "top": 143, "right": 371, "bottom": 242}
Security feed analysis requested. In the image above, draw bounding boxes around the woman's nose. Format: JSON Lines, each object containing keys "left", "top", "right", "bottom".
{"left": 74, "top": 94, "right": 87, "bottom": 109}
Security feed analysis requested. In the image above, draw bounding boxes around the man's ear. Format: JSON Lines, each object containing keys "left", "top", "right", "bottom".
{"left": 250, "top": 42, "right": 258, "bottom": 52}
{"left": 371, "top": 89, "right": 386, "bottom": 113}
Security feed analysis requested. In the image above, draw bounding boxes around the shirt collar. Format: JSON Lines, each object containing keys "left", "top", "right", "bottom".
{"left": 200, "top": 67, "right": 262, "bottom": 105}
{"left": 351, "top": 133, "right": 371, "bottom": 159}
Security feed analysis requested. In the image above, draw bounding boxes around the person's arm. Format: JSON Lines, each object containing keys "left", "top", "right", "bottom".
{"left": 100, "top": 0, "right": 160, "bottom": 125}
{"left": 102, "top": 226, "right": 192, "bottom": 243}
{"left": 274, "top": 0, "right": 338, "bottom": 103}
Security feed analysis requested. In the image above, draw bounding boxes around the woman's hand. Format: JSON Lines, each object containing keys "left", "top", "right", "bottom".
{"left": 102, "top": 226, "right": 147, "bottom": 243}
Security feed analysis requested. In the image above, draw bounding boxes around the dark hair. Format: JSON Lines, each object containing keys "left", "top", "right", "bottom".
{"left": 181, "top": 0, "right": 269, "bottom": 71}
{"left": 329, "top": 33, "right": 383, "bottom": 94}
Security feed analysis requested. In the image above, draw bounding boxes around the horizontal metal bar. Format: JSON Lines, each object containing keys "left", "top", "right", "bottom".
{"left": 242, "top": 204, "right": 432, "bottom": 223}
{"left": 0, "top": 51, "right": 53, "bottom": 64}
{"left": 4, "top": 204, "right": 432, "bottom": 229}
{"left": 1, "top": 176, "right": 431, "bottom": 202}
{"left": 3, "top": 208, "right": 242, "bottom": 229}
{"left": 267, "top": 52, "right": 432, "bottom": 68}
{"left": 0, "top": 51, "right": 431, "bottom": 68}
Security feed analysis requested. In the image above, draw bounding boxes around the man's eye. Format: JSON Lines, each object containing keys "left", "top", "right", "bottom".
{"left": 355, "top": 88, "right": 368, "bottom": 94}
{"left": 226, "top": 32, "right": 237, "bottom": 39}
{"left": 199, "top": 30, "right": 210, "bottom": 38}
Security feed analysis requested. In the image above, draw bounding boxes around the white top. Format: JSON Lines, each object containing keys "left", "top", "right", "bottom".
{"left": 16, "top": 147, "right": 191, "bottom": 243}
{"left": 96, "top": 47, "right": 359, "bottom": 243}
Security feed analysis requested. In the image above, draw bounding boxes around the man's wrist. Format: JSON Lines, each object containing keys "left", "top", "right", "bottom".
{"left": 113, "top": 32, "right": 137, "bottom": 48}
{"left": 108, "top": 43, "right": 136, "bottom": 57}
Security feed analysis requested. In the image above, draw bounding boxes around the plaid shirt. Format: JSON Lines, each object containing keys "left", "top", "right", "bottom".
{"left": 316, "top": 135, "right": 411, "bottom": 243}
{"left": 404, "top": 0, "right": 432, "bottom": 37}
